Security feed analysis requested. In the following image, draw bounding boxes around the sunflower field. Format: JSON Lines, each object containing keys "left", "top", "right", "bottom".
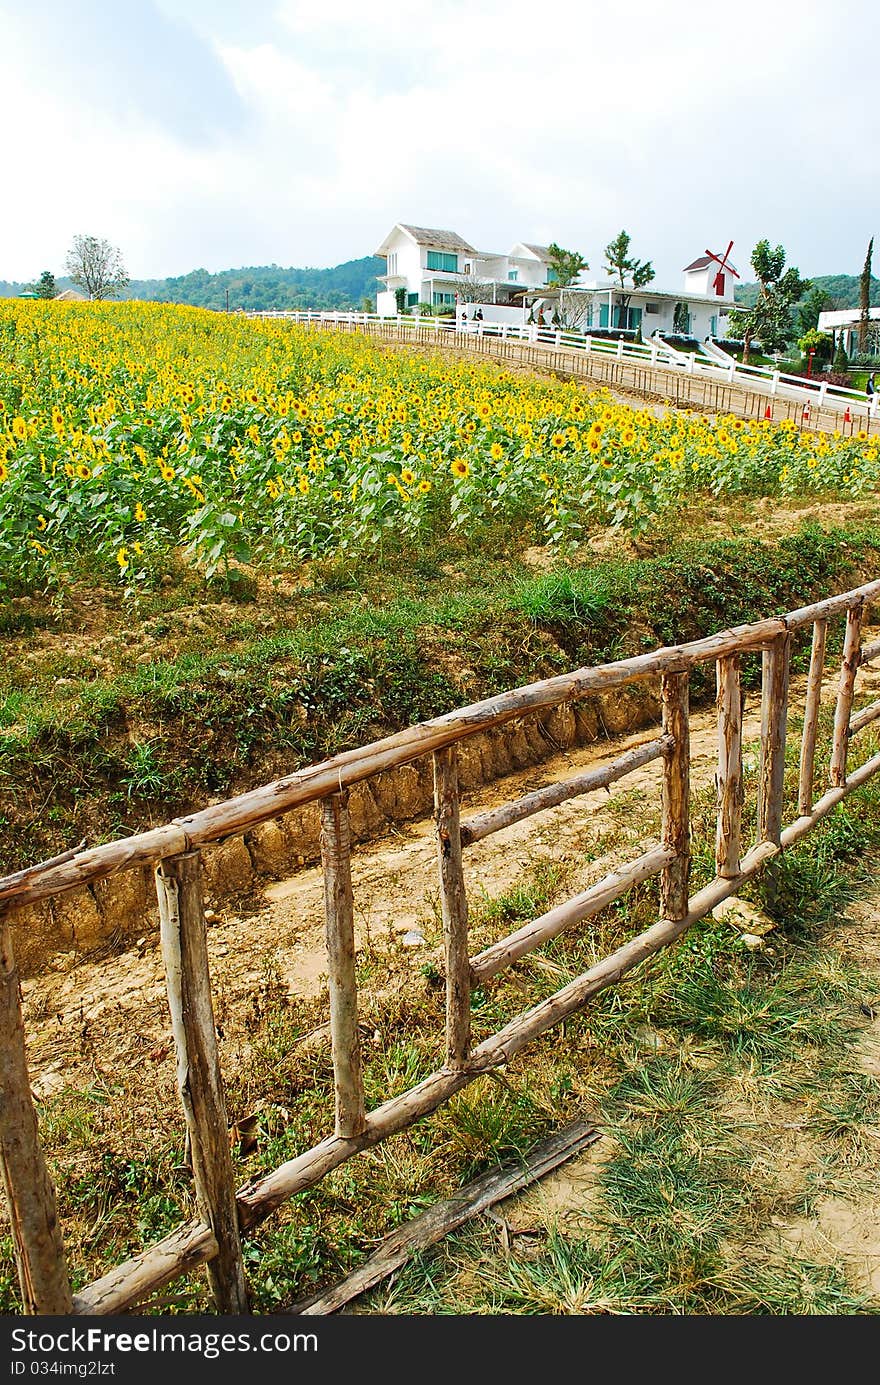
{"left": 1, "top": 299, "right": 878, "bottom": 593}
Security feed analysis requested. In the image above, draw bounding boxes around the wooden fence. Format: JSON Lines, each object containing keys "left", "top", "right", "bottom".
{"left": 1, "top": 582, "right": 879, "bottom": 1314}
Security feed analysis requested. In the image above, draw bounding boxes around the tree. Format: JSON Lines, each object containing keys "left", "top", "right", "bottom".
{"left": 796, "top": 286, "right": 830, "bottom": 337}
{"left": 455, "top": 275, "right": 495, "bottom": 305}
{"left": 858, "top": 237, "right": 873, "bottom": 354}
{"left": 832, "top": 336, "right": 850, "bottom": 375}
{"left": 672, "top": 302, "right": 690, "bottom": 335}
{"left": 546, "top": 242, "right": 588, "bottom": 289}
{"left": 65, "top": 235, "right": 129, "bottom": 300}
{"left": 727, "top": 240, "right": 810, "bottom": 364}
{"left": 34, "top": 271, "right": 57, "bottom": 299}
{"left": 796, "top": 327, "right": 832, "bottom": 367}
{"left": 603, "top": 230, "right": 654, "bottom": 331}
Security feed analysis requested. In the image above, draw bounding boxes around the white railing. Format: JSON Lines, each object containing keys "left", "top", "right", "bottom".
{"left": 244, "top": 309, "right": 880, "bottom": 419}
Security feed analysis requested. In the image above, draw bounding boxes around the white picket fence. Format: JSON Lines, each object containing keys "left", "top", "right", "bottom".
{"left": 246, "top": 309, "right": 880, "bottom": 420}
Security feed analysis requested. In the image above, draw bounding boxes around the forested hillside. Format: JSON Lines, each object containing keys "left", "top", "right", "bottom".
{"left": 0, "top": 257, "right": 385, "bottom": 311}
{"left": 735, "top": 273, "right": 880, "bottom": 310}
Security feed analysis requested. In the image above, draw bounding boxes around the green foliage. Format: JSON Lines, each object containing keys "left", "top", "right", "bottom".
{"left": 797, "top": 286, "right": 830, "bottom": 336}
{"left": 729, "top": 239, "right": 810, "bottom": 361}
{"left": 603, "top": 230, "right": 655, "bottom": 290}
{"left": 859, "top": 237, "right": 874, "bottom": 352}
{"left": 797, "top": 327, "right": 832, "bottom": 363}
{"left": 34, "top": 271, "right": 57, "bottom": 300}
{"left": 129, "top": 257, "right": 386, "bottom": 313}
{"left": 832, "top": 337, "right": 850, "bottom": 374}
{"left": 547, "top": 242, "right": 589, "bottom": 288}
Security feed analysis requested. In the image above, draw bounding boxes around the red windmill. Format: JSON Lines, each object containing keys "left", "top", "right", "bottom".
{"left": 704, "top": 241, "right": 740, "bottom": 297}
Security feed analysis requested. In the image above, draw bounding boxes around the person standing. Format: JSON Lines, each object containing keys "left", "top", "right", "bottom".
{"left": 867, "top": 371, "right": 876, "bottom": 409}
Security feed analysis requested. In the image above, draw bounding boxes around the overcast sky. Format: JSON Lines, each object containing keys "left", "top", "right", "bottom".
{"left": 1, "top": 0, "right": 877, "bottom": 288}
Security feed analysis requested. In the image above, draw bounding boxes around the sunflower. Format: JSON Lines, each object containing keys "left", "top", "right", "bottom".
{"left": 401, "top": 468, "right": 415, "bottom": 486}
{"left": 489, "top": 442, "right": 503, "bottom": 461}
{"left": 450, "top": 457, "right": 469, "bottom": 478}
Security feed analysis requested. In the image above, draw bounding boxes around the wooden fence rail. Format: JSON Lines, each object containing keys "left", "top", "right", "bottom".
{"left": 1, "top": 580, "right": 878, "bottom": 1314}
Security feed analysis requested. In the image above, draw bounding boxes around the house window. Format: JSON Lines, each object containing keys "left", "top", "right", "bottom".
{"left": 432, "top": 291, "right": 455, "bottom": 307}
{"left": 387, "top": 252, "right": 398, "bottom": 276}
{"left": 508, "top": 270, "right": 518, "bottom": 282}
{"left": 427, "top": 251, "right": 458, "bottom": 272}
{"left": 645, "top": 303, "right": 658, "bottom": 314}
{"left": 546, "top": 267, "right": 558, "bottom": 284}
{"left": 407, "top": 293, "right": 419, "bottom": 307}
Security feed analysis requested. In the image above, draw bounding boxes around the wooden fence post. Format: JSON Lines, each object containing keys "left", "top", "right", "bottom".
{"left": 155, "top": 852, "right": 249, "bottom": 1314}
{"left": 661, "top": 673, "right": 690, "bottom": 919}
{"left": 0, "top": 920, "right": 73, "bottom": 1314}
{"left": 798, "top": 619, "right": 828, "bottom": 814}
{"left": 715, "top": 655, "right": 743, "bottom": 878}
{"left": 830, "top": 603, "right": 863, "bottom": 788}
{"left": 320, "top": 794, "right": 367, "bottom": 1139}
{"left": 758, "top": 633, "right": 791, "bottom": 847}
{"left": 433, "top": 747, "right": 470, "bottom": 1069}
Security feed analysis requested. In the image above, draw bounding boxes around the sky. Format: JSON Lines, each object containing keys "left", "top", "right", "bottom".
{"left": 1, "top": 0, "right": 878, "bottom": 289}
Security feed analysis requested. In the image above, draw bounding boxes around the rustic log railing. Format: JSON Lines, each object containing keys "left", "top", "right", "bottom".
{"left": 0, "top": 581, "right": 878, "bottom": 1315}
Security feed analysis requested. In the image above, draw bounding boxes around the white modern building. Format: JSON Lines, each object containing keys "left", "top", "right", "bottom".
{"left": 817, "top": 306, "right": 880, "bottom": 355}
{"left": 373, "top": 224, "right": 739, "bottom": 341}
{"left": 373, "top": 224, "right": 565, "bottom": 314}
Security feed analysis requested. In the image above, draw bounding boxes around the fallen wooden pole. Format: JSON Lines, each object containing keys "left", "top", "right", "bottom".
{"left": 861, "top": 637, "right": 880, "bottom": 665}
{"left": 287, "top": 1121, "right": 602, "bottom": 1315}
{"left": 459, "top": 737, "right": 667, "bottom": 847}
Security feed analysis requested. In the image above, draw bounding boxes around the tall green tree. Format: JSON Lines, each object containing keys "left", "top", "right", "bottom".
{"left": 34, "top": 270, "right": 57, "bottom": 299}
{"left": 602, "top": 230, "right": 654, "bottom": 332}
{"left": 728, "top": 240, "right": 810, "bottom": 364}
{"left": 65, "top": 235, "right": 129, "bottom": 300}
{"left": 546, "top": 242, "right": 589, "bottom": 288}
{"left": 858, "top": 236, "right": 874, "bottom": 353}
{"left": 796, "top": 285, "right": 830, "bottom": 337}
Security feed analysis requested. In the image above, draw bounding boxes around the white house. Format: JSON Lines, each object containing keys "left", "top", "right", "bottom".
{"left": 534, "top": 254, "right": 739, "bottom": 340}
{"left": 373, "top": 224, "right": 565, "bottom": 314}
{"left": 817, "top": 306, "right": 880, "bottom": 355}
{"left": 374, "top": 224, "right": 739, "bottom": 341}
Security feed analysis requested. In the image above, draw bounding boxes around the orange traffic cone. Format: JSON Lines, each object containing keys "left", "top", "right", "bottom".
{"left": 844, "top": 407, "right": 851, "bottom": 423}
{"left": 764, "top": 404, "right": 772, "bottom": 419}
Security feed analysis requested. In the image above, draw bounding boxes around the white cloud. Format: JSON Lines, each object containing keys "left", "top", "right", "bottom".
{"left": 1, "top": 0, "right": 877, "bottom": 284}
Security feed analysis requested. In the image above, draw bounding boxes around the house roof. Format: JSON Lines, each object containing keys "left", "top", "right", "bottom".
{"left": 533, "top": 284, "right": 738, "bottom": 308}
{"left": 374, "top": 223, "right": 479, "bottom": 257}
{"left": 683, "top": 253, "right": 739, "bottom": 278}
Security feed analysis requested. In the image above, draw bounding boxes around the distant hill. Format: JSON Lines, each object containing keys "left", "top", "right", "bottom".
{"left": 0, "top": 257, "right": 386, "bottom": 311}
{"left": 735, "top": 273, "right": 880, "bottom": 311}
{"left": 124, "top": 257, "right": 385, "bottom": 312}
